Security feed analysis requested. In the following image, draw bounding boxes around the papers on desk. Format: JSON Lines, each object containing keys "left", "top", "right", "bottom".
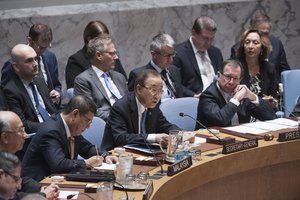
{"left": 94, "top": 162, "right": 116, "bottom": 171}
{"left": 58, "top": 191, "right": 79, "bottom": 200}
{"left": 223, "top": 118, "right": 298, "bottom": 135}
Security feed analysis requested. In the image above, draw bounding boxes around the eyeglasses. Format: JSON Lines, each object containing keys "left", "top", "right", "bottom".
{"left": 4, "top": 170, "right": 22, "bottom": 183}
{"left": 32, "top": 40, "right": 51, "bottom": 50}
{"left": 101, "top": 51, "right": 119, "bottom": 57}
{"left": 155, "top": 51, "right": 176, "bottom": 58}
{"left": 141, "top": 85, "right": 163, "bottom": 96}
{"left": 3, "top": 127, "right": 26, "bottom": 134}
{"left": 82, "top": 115, "right": 93, "bottom": 125}
{"left": 221, "top": 73, "right": 241, "bottom": 82}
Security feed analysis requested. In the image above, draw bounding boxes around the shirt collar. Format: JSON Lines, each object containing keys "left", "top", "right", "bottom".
{"left": 135, "top": 96, "right": 147, "bottom": 116}
{"left": 216, "top": 81, "right": 232, "bottom": 101}
{"left": 60, "top": 113, "right": 72, "bottom": 138}
{"left": 150, "top": 60, "right": 163, "bottom": 73}
{"left": 91, "top": 65, "right": 105, "bottom": 79}
{"left": 189, "top": 36, "right": 208, "bottom": 56}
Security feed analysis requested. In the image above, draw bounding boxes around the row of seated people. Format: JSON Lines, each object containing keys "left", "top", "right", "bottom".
{"left": 0, "top": 12, "right": 295, "bottom": 200}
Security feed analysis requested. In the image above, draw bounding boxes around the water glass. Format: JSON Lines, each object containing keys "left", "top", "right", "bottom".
{"left": 96, "top": 182, "right": 113, "bottom": 200}
{"left": 115, "top": 154, "right": 133, "bottom": 185}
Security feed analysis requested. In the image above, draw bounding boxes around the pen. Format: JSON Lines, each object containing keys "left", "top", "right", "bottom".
{"left": 95, "top": 145, "right": 99, "bottom": 157}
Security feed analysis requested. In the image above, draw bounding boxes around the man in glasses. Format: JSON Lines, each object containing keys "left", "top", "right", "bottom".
{"left": 74, "top": 36, "right": 128, "bottom": 122}
{"left": 1, "top": 23, "right": 62, "bottom": 107}
{"left": 102, "top": 69, "right": 180, "bottom": 150}
{"left": 22, "top": 95, "right": 117, "bottom": 181}
{"left": 173, "top": 16, "right": 223, "bottom": 98}
{"left": 128, "top": 33, "right": 183, "bottom": 101}
{"left": 0, "top": 111, "right": 59, "bottom": 200}
{"left": 195, "top": 59, "right": 276, "bottom": 128}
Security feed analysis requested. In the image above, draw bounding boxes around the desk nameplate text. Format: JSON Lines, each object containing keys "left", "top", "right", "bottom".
{"left": 222, "top": 138, "right": 258, "bottom": 154}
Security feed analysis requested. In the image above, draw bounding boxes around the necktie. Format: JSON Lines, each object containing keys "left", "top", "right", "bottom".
{"left": 199, "top": 52, "right": 214, "bottom": 83}
{"left": 29, "top": 82, "right": 50, "bottom": 121}
{"left": 161, "top": 70, "right": 176, "bottom": 98}
{"left": 69, "top": 136, "right": 75, "bottom": 160}
{"left": 140, "top": 109, "right": 147, "bottom": 134}
{"left": 102, "top": 72, "right": 122, "bottom": 99}
{"left": 227, "top": 95, "right": 239, "bottom": 125}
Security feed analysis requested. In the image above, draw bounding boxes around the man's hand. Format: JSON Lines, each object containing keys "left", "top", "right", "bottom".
{"left": 49, "top": 90, "right": 60, "bottom": 104}
{"left": 155, "top": 133, "right": 169, "bottom": 148}
{"left": 263, "top": 95, "right": 278, "bottom": 108}
{"left": 105, "top": 155, "right": 118, "bottom": 164}
{"left": 233, "top": 85, "right": 256, "bottom": 102}
{"left": 85, "top": 155, "right": 102, "bottom": 167}
{"left": 40, "top": 183, "right": 60, "bottom": 200}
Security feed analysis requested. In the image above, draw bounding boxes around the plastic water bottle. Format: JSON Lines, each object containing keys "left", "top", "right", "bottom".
{"left": 175, "top": 145, "right": 184, "bottom": 161}
{"left": 183, "top": 141, "right": 190, "bottom": 158}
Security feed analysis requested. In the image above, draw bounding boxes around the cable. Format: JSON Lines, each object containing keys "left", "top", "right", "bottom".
{"left": 113, "top": 181, "right": 128, "bottom": 200}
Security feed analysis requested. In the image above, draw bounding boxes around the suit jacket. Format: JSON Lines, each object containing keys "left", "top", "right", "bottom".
{"left": 101, "top": 92, "right": 180, "bottom": 150}
{"left": 196, "top": 81, "right": 276, "bottom": 128}
{"left": 0, "top": 86, "right": 8, "bottom": 110}
{"left": 74, "top": 67, "right": 128, "bottom": 121}
{"left": 1, "top": 50, "right": 62, "bottom": 94}
{"left": 3, "top": 75, "right": 56, "bottom": 133}
{"left": 173, "top": 40, "right": 223, "bottom": 96}
{"left": 65, "top": 46, "right": 127, "bottom": 89}
{"left": 128, "top": 62, "right": 183, "bottom": 97}
{"left": 239, "top": 58, "right": 278, "bottom": 98}
{"left": 230, "top": 35, "right": 290, "bottom": 83}
{"left": 21, "top": 114, "right": 97, "bottom": 181}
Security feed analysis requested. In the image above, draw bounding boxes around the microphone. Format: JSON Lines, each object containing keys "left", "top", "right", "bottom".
{"left": 179, "top": 112, "right": 235, "bottom": 145}
{"left": 142, "top": 137, "right": 165, "bottom": 175}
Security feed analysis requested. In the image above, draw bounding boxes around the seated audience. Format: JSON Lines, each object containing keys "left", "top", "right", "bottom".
{"left": 231, "top": 12, "right": 290, "bottom": 83}
{"left": 235, "top": 29, "right": 278, "bottom": 107}
{"left": 74, "top": 36, "right": 128, "bottom": 121}
{"left": 102, "top": 69, "right": 180, "bottom": 150}
{"left": 65, "top": 20, "right": 127, "bottom": 89}
{"left": 196, "top": 59, "right": 276, "bottom": 128}
{"left": 173, "top": 16, "right": 223, "bottom": 97}
{"left": 0, "top": 152, "right": 21, "bottom": 200}
{"left": 1, "top": 23, "right": 62, "bottom": 107}
{"left": 22, "top": 95, "right": 117, "bottom": 181}
{"left": 0, "top": 111, "right": 59, "bottom": 200}
{"left": 128, "top": 33, "right": 183, "bottom": 101}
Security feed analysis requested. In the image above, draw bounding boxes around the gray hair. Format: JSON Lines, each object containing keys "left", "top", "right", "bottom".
{"left": 86, "top": 35, "right": 112, "bottom": 59}
{"left": 150, "top": 33, "right": 175, "bottom": 52}
{"left": 0, "top": 152, "right": 21, "bottom": 174}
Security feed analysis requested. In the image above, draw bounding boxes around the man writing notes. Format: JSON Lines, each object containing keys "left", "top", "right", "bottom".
{"left": 195, "top": 59, "right": 276, "bottom": 129}
{"left": 173, "top": 16, "right": 223, "bottom": 97}
{"left": 74, "top": 36, "right": 128, "bottom": 121}
{"left": 102, "top": 69, "right": 180, "bottom": 150}
{"left": 22, "top": 95, "right": 117, "bottom": 181}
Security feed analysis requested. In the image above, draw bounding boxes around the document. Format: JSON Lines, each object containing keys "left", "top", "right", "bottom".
{"left": 58, "top": 191, "right": 79, "bottom": 199}
{"left": 94, "top": 163, "right": 116, "bottom": 171}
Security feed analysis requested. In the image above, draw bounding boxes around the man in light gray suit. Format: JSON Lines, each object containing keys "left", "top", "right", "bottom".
{"left": 74, "top": 36, "right": 128, "bottom": 121}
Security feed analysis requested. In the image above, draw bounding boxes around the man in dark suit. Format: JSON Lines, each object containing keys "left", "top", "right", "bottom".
{"left": 196, "top": 60, "right": 276, "bottom": 129}
{"left": 65, "top": 20, "right": 127, "bottom": 89}
{"left": 128, "top": 33, "right": 183, "bottom": 100}
{"left": 173, "top": 16, "right": 223, "bottom": 98}
{"left": 74, "top": 36, "right": 128, "bottom": 121}
{"left": 102, "top": 69, "right": 180, "bottom": 150}
{"left": 0, "top": 111, "right": 59, "bottom": 200}
{"left": 3, "top": 44, "right": 56, "bottom": 134}
{"left": 1, "top": 23, "right": 62, "bottom": 107}
{"left": 230, "top": 12, "right": 290, "bottom": 83}
{"left": 22, "top": 95, "right": 117, "bottom": 181}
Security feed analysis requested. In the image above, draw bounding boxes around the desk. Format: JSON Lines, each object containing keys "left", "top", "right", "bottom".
{"left": 42, "top": 133, "right": 300, "bottom": 200}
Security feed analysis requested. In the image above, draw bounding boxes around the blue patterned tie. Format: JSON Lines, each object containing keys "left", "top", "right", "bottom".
{"left": 29, "top": 82, "right": 50, "bottom": 121}
{"left": 102, "top": 72, "right": 122, "bottom": 99}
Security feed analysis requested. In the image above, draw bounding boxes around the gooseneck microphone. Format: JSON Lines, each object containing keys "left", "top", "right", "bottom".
{"left": 142, "top": 137, "right": 165, "bottom": 175}
{"left": 179, "top": 112, "right": 222, "bottom": 140}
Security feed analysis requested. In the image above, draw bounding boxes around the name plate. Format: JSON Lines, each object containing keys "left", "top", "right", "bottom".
{"left": 222, "top": 138, "right": 258, "bottom": 154}
{"left": 167, "top": 156, "right": 192, "bottom": 176}
{"left": 278, "top": 130, "right": 300, "bottom": 142}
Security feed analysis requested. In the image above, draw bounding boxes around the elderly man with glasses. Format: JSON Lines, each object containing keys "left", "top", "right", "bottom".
{"left": 195, "top": 59, "right": 276, "bottom": 129}
{"left": 102, "top": 69, "right": 180, "bottom": 150}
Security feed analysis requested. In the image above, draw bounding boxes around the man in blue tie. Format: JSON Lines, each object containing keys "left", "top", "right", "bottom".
{"left": 3, "top": 44, "right": 57, "bottom": 160}
{"left": 74, "top": 35, "right": 128, "bottom": 121}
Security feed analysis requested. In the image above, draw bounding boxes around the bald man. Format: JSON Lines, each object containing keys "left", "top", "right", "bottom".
{"left": 0, "top": 111, "right": 59, "bottom": 200}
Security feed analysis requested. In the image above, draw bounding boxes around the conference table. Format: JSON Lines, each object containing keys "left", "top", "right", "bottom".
{"left": 41, "top": 129, "right": 300, "bottom": 200}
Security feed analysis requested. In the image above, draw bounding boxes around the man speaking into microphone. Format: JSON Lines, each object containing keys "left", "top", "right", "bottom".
{"left": 101, "top": 69, "right": 180, "bottom": 150}
{"left": 196, "top": 59, "right": 276, "bottom": 129}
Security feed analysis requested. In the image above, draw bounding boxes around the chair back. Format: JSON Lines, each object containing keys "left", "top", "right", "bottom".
{"left": 160, "top": 97, "right": 199, "bottom": 131}
{"left": 281, "top": 69, "right": 300, "bottom": 117}
{"left": 82, "top": 117, "right": 106, "bottom": 148}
